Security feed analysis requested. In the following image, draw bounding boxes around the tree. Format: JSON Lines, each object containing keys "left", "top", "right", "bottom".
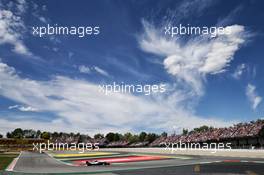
{"left": 23, "top": 129, "right": 37, "bottom": 138}
{"left": 0, "top": 134, "right": 3, "bottom": 138}
{"left": 193, "top": 125, "right": 212, "bottom": 133}
{"left": 52, "top": 132, "right": 59, "bottom": 139}
{"left": 79, "top": 134, "right": 90, "bottom": 143}
{"left": 41, "top": 132, "right": 50, "bottom": 139}
{"left": 124, "top": 132, "right": 133, "bottom": 141}
{"left": 123, "top": 133, "right": 139, "bottom": 143}
{"left": 145, "top": 133, "right": 158, "bottom": 143}
{"left": 12, "top": 128, "right": 24, "bottom": 138}
{"left": 129, "top": 135, "right": 139, "bottom": 143}
{"left": 113, "top": 133, "right": 119, "bottom": 141}
{"left": 106, "top": 132, "right": 115, "bottom": 142}
{"left": 94, "top": 133, "right": 104, "bottom": 139}
{"left": 6, "top": 132, "right": 12, "bottom": 138}
{"left": 36, "top": 130, "right": 42, "bottom": 138}
{"left": 182, "top": 128, "right": 188, "bottom": 135}
{"left": 113, "top": 133, "right": 123, "bottom": 141}
{"left": 139, "top": 132, "right": 147, "bottom": 142}
{"left": 70, "top": 132, "right": 75, "bottom": 137}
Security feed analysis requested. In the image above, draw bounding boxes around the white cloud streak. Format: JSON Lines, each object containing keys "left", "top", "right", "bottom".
{"left": 78, "top": 65, "right": 91, "bottom": 74}
{"left": 232, "top": 63, "right": 246, "bottom": 79}
{"left": 0, "top": 2, "right": 244, "bottom": 135}
{"left": 8, "top": 105, "right": 39, "bottom": 112}
{"left": 246, "top": 84, "right": 262, "bottom": 110}
{"left": 0, "top": 61, "right": 232, "bottom": 134}
{"left": 0, "top": 1, "right": 32, "bottom": 56}
{"left": 139, "top": 21, "right": 247, "bottom": 96}
{"left": 94, "top": 66, "right": 109, "bottom": 77}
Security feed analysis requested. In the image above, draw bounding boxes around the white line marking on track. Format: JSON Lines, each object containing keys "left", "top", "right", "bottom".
{"left": 5, "top": 151, "right": 22, "bottom": 172}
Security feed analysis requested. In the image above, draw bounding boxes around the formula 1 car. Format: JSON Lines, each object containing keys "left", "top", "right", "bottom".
{"left": 86, "top": 160, "right": 110, "bottom": 166}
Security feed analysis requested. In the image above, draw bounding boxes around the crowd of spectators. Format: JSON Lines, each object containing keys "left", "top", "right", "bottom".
{"left": 107, "top": 141, "right": 129, "bottom": 147}
{"left": 2, "top": 120, "right": 264, "bottom": 149}
{"left": 150, "top": 120, "right": 264, "bottom": 147}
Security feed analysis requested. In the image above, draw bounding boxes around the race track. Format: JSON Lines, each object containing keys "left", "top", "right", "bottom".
{"left": 6, "top": 149, "right": 264, "bottom": 174}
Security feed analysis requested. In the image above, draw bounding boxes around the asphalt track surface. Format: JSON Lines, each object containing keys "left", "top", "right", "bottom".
{"left": 5, "top": 151, "right": 264, "bottom": 174}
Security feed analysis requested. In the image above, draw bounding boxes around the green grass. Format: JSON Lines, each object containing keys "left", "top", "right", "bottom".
{"left": 0, "top": 154, "right": 18, "bottom": 170}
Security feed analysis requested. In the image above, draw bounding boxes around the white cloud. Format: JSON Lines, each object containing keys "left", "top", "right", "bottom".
{"left": 0, "top": 7, "right": 31, "bottom": 56}
{"left": 38, "top": 16, "right": 47, "bottom": 23}
{"left": 0, "top": 118, "right": 77, "bottom": 135}
{"left": 232, "top": 63, "right": 246, "bottom": 79}
{"left": 177, "top": 0, "right": 215, "bottom": 18}
{"left": 79, "top": 65, "right": 91, "bottom": 74}
{"left": 52, "top": 47, "right": 59, "bottom": 52}
{"left": 0, "top": 0, "right": 50, "bottom": 56}
{"left": 77, "top": 65, "right": 109, "bottom": 76}
{"left": 0, "top": 61, "right": 232, "bottom": 134}
{"left": 19, "top": 106, "right": 38, "bottom": 112}
{"left": 68, "top": 52, "right": 74, "bottom": 58}
{"left": 0, "top": 4, "right": 243, "bottom": 135}
{"left": 136, "top": 20, "right": 248, "bottom": 133}
{"left": 246, "top": 84, "right": 262, "bottom": 110}
{"left": 162, "top": 0, "right": 216, "bottom": 25}
{"left": 8, "top": 105, "right": 19, "bottom": 110}
{"left": 42, "top": 5, "right": 47, "bottom": 11}
{"left": 139, "top": 21, "right": 246, "bottom": 96}
{"left": 94, "top": 66, "right": 109, "bottom": 77}
{"left": 8, "top": 104, "right": 38, "bottom": 112}
{"left": 15, "top": 0, "right": 27, "bottom": 14}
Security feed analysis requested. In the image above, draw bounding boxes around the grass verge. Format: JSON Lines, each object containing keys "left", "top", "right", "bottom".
{"left": 0, "top": 153, "right": 18, "bottom": 170}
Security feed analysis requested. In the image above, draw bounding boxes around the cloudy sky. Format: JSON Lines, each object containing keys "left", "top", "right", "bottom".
{"left": 0, "top": 0, "right": 263, "bottom": 135}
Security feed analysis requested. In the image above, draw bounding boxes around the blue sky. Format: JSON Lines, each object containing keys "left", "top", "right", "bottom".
{"left": 0, "top": 0, "right": 263, "bottom": 135}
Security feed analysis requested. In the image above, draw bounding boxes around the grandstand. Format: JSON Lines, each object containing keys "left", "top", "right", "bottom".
{"left": 47, "top": 120, "right": 264, "bottom": 149}
{"left": 1, "top": 120, "right": 264, "bottom": 150}
{"left": 149, "top": 120, "right": 264, "bottom": 149}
